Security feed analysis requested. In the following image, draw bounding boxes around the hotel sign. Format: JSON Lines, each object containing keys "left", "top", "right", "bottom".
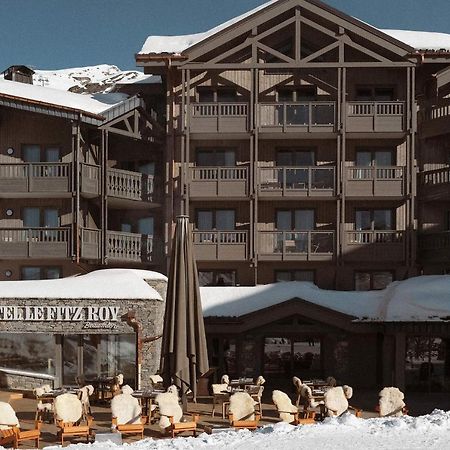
{"left": 0, "top": 306, "right": 121, "bottom": 323}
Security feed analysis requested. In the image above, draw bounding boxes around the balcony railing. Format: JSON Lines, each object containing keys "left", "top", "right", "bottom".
{"left": 419, "top": 231, "right": 450, "bottom": 262}
{"left": 259, "top": 102, "right": 335, "bottom": 132}
{"left": 344, "top": 230, "right": 405, "bottom": 261}
{"left": 80, "top": 228, "right": 154, "bottom": 263}
{"left": 346, "top": 101, "right": 405, "bottom": 132}
{"left": 192, "top": 230, "right": 248, "bottom": 260}
{"left": 189, "top": 102, "right": 249, "bottom": 133}
{"left": 258, "top": 167, "right": 335, "bottom": 197}
{"left": 189, "top": 166, "right": 248, "bottom": 197}
{"left": 421, "top": 167, "right": 450, "bottom": 186}
{"left": 346, "top": 166, "right": 405, "bottom": 197}
{"left": 0, "top": 227, "right": 70, "bottom": 258}
{"left": 258, "top": 230, "right": 334, "bottom": 260}
{"left": 0, "top": 163, "right": 70, "bottom": 194}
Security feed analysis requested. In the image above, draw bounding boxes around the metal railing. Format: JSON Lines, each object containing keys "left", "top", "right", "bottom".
{"left": 347, "top": 166, "right": 404, "bottom": 180}
{"left": 0, "top": 227, "right": 69, "bottom": 243}
{"left": 259, "top": 231, "right": 334, "bottom": 255}
{"left": 192, "top": 230, "right": 247, "bottom": 244}
{"left": 108, "top": 168, "right": 154, "bottom": 201}
{"left": 259, "top": 166, "right": 334, "bottom": 191}
{"left": 191, "top": 102, "right": 248, "bottom": 117}
{"left": 190, "top": 166, "right": 248, "bottom": 181}
{"left": 420, "top": 167, "right": 450, "bottom": 186}
{"left": 107, "top": 231, "right": 153, "bottom": 262}
{"left": 259, "top": 102, "right": 335, "bottom": 128}
{"left": 347, "top": 101, "right": 404, "bottom": 116}
{"left": 346, "top": 230, "right": 404, "bottom": 244}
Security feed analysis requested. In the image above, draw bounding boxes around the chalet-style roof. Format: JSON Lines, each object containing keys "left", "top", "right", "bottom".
{"left": 200, "top": 275, "right": 450, "bottom": 322}
{"left": 0, "top": 78, "right": 146, "bottom": 125}
{"left": 138, "top": 0, "right": 417, "bottom": 57}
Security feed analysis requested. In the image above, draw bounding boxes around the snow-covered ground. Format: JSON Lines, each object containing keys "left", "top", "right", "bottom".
{"left": 42, "top": 410, "right": 450, "bottom": 450}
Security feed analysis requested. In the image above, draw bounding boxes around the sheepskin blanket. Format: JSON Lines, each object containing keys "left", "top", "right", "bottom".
{"left": 255, "top": 376, "right": 266, "bottom": 386}
{"left": 229, "top": 392, "right": 256, "bottom": 421}
{"left": 111, "top": 393, "right": 142, "bottom": 425}
{"left": 166, "top": 385, "right": 179, "bottom": 397}
{"left": 292, "top": 376, "right": 302, "bottom": 391}
{"left": 116, "top": 374, "right": 124, "bottom": 386}
{"left": 212, "top": 383, "right": 229, "bottom": 395}
{"left": 33, "top": 387, "right": 53, "bottom": 412}
{"left": 299, "top": 384, "right": 323, "bottom": 408}
{"left": 155, "top": 392, "right": 182, "bottom": 429}
{"left": 379, "top": 387, "right": 405, "bottom": 417}
{"left": 221, "top": 374, "right": 230, "bottom": 385}
{"left": 272, "top": 390, "right": 297, "bottom": 423}
{"left": 121, "top": 385, "right": 134, "bottom": 395}
{"left": 54, "top": 394, "right": 82, "bottom": 423}
{"left": 0, "top": 402, "right": 19, "bottom": 430}
{"left": 79, "top": 385, "right": 94, "bottom": 405}
{"left": 324, "top": 387, "right": 350, "bottom": 417}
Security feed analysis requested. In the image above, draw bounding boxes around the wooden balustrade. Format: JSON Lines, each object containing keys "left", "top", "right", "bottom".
{"left": 108, "top": 168, "right": 154, "bottom": 201}
{"left": 192, "top": 231, "right": 248, "bottom": 260}
{"left": 347, "top": 166, "right": 404, "bottom": 180}
{"left": 190, "top": 166, "right": 247, "bottom": 181}
{"left": 347, "top": 101, "right": 404, "bottom": 116}
{"left": 346, "top": 101, "right": 405, "bottom": 132}
{"left": 346, "top": 230, "right": 404, "bottom": 244}
{"left": 107, "top": 231, "right": 153, "bottom": 262}
{"left": 420, "top": 167, "right": 450, "bottom": 186}
{"left": 189, "top": 102, "right": 249, "bottom": 133}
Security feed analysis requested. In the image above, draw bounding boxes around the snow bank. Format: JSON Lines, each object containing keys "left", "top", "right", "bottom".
{"left": 382, "top": 29, "right": 450, "bottom": 51}
{"left": 0, "top": 78, "right": 123, "bottom": 116}
{"left": 0, "top": 268, "right": 166, "bottom": 300}
{"left": 42, "top": 410, "right": 450, "bottom": 450}
{"left": 200, "top": 275, "right": 450, "bottom": 322}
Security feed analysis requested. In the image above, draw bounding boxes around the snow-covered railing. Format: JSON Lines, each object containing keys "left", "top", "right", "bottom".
{"left": 258, "top": 231, "right": 334, "bottom": 256}
{"left": 347, "top": 166, "right": 404, "bottom": 180}
{"left": 190, "top": 166, "right": 247, "bottom": 181}
{"left": 259, "top": 166, "right": 335, "bottom": 191}
{"left": 420, "top": 167, "right": 450, "bottom": 186}
{"left": 108, "top": 167, "right": 154, "bottom": 201}
{"left": 259, "top": 102, "right": 335, "bottom": 128}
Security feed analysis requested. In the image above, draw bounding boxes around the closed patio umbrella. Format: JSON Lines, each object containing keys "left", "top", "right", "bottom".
{"left": 160, "top": 215, "right": 209, "bottom": 406}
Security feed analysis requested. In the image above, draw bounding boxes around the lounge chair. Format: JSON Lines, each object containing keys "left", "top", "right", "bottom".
{"left": 272, "top": 390, "right": 315, "bottom": 425}
{"left": 211, "top": 383, "right": 230, "bottom": 418}
{"left": 292, "top": 376, "right": 303, "bottom": 406}
{"left": 111, "top": 392, "right": 146, "bottom": 440}
{"left": 0, "top": 401, "right": 41, "bottom": 449}
{"left": 155, "top": 392, "right": 199, "bottom": 438}
{"left": 33, "top": 386, "right": 54, "bottom": 422}
{"left": 78, "top": 385, "right": 94, "bottom": 420}
{"left": 54, "top": 393, "right": 93, "bottom": 445}
{"left": 228, "top": 392, "right": 261, "bottom": 430}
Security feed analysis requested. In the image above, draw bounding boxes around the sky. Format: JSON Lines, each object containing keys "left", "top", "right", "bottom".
{"left": 0, "top": 0, "right": 449, "bottom": 71}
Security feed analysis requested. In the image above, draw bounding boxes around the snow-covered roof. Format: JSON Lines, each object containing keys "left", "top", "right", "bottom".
{"left": 200, "top": 275, "right": 450, "bottom": 322}
{"left": 382, "top": 30, "right": 450, "bottom": 52}
{"left": 0, "top": 77, "right": 126, "bottom": 118}
{"left": 139, "top": 0, "right": 450, "bottom": 56}
{"left": 0, "top": 269, "right": 166, "bottom": 300}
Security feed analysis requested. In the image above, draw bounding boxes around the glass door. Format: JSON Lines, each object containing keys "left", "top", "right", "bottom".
{"left": 62, "top": 335, "right": 81, "bottom": 386}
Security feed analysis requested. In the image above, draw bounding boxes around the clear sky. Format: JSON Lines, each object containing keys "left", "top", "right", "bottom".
{"left": 1, "top": 0, "right": 449, "bottom": 71}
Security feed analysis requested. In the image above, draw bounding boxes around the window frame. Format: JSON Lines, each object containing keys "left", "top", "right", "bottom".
{"left": 354, "top": 270, "right": 394, "bottom": 290}
{"left": 21, "top": 144, "right": 62, "bottom": 162}
{"left": 276, "top": 208, "right": 316, "bottom": 231}
{"left": 21, "top": 266, "right": 62, "bottom": 280}
{"left": 355, "top": 208, "right": 395, "bottom": 231}
{"left": 195, "top": 208, "right": 236, "bottom": 230}
{"left": 21, "top": 207, "right": 60, "bottom": 228}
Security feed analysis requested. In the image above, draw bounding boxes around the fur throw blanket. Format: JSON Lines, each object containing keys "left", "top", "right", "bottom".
{"left": 221, "top": 374, "right": 230, "bottom": 385}
{"left": 111, "top": 393, "right": 142, "bottom": 425}
{"left": 324, "top": 385, "right": 353, "bottom": 417}
{"left": 379, "top": 387, "right": 405, "bottom": 417}
{"left": 229, "top": 392, "right": 257, "bottom": 421}
{"left": 255, "top": 375, "right": 266, "bottom": 386}
{"left": 299, "top": 384, "right": 323, "bottom": 408}
{"left": 272, "top": 390, "right": 297, "bottom": 423}
{"left": 54, "top": 394, "right": 82, "bottom": 423}
{"left": 0, "top": 402, "right": 19, "bottom": 430}
{"left": 155, "top": 392, "right": 182, "bottom": 429}
{"left": 212, "top": 383, "right": 229, "bottom": 395}
{"left": 292, "top": 376, "right": 302, "bottom": 392}
{"left": 79, "top": 385, "right": 94, "bottom": 405}
{"left": 121, "top": 385, "right": 134, "bottom": 395}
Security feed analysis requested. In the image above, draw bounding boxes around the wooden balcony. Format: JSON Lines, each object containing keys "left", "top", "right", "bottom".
{"left": 258, "top": 167, "right": 335, "bottom": 198}
{"left": 189, "top": 166, "right": 248, "bottom": 198}
{"left": 80, "top": 228, "right": 155, "bottom": 263}
{"left": 346, "top": 166, "right": 405, "bottom": 198}
{"left": 0, "top": 227, "right": 70, "bottom": 259}
{"left": 344, "top": 230, "right": 405, "bottom": 262}
{"left": 81, "top": 164, "right": 156, "bottom": 203}
{"left": 419, "top": 231, "right": 450, "bottom": 263}
{"left": 420, "top": 102, "right": 450, "bottom": 138}
{"left": 189, "top": 103, "right": 249, "bottom": 133}
{"left": 192, "top": 231, "right": 248, "bottom": 261}
{"left": 346, "top": 101, "right": 405, "bottom": 133}
{"left": 258, "top": 230, "right": 334, "bottom": 261}
{"left": 419, "top": 167, "right": 450, "bottom": 201}
{"left": 259, "top": 102, "right": 335, "bottom": 133}
{"left": 0, "top": 163, "right": 70, "bottom": 197}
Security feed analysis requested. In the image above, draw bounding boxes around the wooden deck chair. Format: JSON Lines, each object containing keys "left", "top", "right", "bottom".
{"left": 111, "top": 392, "right": 146, "bottom": 440}
{"left": 228, "top": 392, "right": 261, "bottom": 430}
{"left": 0, "top": 401, "right": 42, "bottom": 449}
{"left": 33, "top": 386, "right": 54, "bottom": 423}
{"left": 245, "top": 384, "right": 264, "bottom": 415}
{"left": 54, "top": 393, "right": 93, "bottom": 445}
{"left": 78, "top": 385, "right": 94, "bottom": 421}
{"left": 272, "top": 390, "right": 316, "bottom": 425}
{"left": 211, "top": 384, "right": 230, "bottom": 418}
{"left": 165, "top": 414, "right": 199, "bottom": 438}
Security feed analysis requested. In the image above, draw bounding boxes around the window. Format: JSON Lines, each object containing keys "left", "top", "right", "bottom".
{"left": 275, "top": 270, "right": 315, "bottom": 282}
{"left": 199, "top": 270, "right": 237, "bottom": 286}
{"left": 196, "top": 209, "right": 235, "bottom": 230}
{"left": 23, "top": 207, "right": 59, "bottom": 228}
{"left": 356, "top": 149, "right": 394, "bottom": 167}
{"left": 22, "top": 145, "right": 60, "bottom": 162}
{"left": 276, "top": 149, "right": 315, "bottom": 166}
{"left": 354, "top": 271, "right": 393, "bottom": 290}
{"left": 137, "top": 217, "right": 154, "bottom": 236}
{"left": 197, "top": 87, "right": 237, "bottom": 103}
{"left": 21, "top": 266, "right": 62, "bottom": 280}
{"left": 276, "top": 209, "right": 315, "bottom": 230}
{"left": 277, "top": 86, "right": 317, "bottom": 102}
{"left": 196, "top": 148, "right": 236, "bottom": 167}
{"left": 355, "top": 87, "right": 395, "bottom": 101}
{"left": 355, "top": 209, "right": 393, "bottom": 231}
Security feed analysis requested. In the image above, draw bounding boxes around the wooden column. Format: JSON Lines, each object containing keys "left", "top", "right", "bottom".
{"left": 394, "top": 333, "right": 406, "bottom": 390}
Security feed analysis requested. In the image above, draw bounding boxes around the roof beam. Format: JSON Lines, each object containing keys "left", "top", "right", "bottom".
{"left": 301, "top": 40, "right": 339, "bottom": 63}
{"left": 257, "top": 42, "right": 295, "bottom": 63}
{"left": 341, "top": 34, "right": 390, "bottom": 63}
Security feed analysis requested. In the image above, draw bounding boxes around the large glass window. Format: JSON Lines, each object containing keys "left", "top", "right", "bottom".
{"left": 196, "top": 148, "right": 236, "bottom": 167}
{"left": 0, "top": 333, "right": 56, "bottom": 375}
{"left": 355, "top": 209, "right": 393, "bottom": 231}
{"left": 276, "top": 270, "right": 315, "bottom": 282}
{"left": 354, "top": 271, "right": 393, "bottom": 290}
{"left": 356, "top": 149, "right": 394, "bottom": 167}
{"left": 23, "top": 207, "right": 59, "bottom": 228}
{"left": 276, "top": 209, "right": 315, "bottom": 230}
{"left": 199, "top": 270, "right": 237, "bottom": 286}
{"left": 197, "top": 209, "right": 235, "bottom": 230}
{"left": 21, "top": 266, "right": 61, "bottom": 280}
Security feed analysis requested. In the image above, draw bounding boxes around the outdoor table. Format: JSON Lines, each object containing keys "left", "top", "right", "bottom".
{"left": 132, "top": 389, "right": 165, "bottom": 418}
{"left": 229, "top": 378, "right": 254, "bottom": 388}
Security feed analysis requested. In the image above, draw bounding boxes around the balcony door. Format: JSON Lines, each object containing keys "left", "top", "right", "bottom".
{"left": 23, "top": 207, "right": 59, "bottom": 228}
{"left": 276, "top": 149, "right": 315, "bottom": 188}
{"left": 196, "top": 148, "right": 236, "bottom": 167}
{"left": 355, "top": 209, "right": 393, "bottom": 231}
{"left": 276, "top": 209, "right": 314, "bottom": 252}
{"left": 197, "top": 209, "right": 235, "bottom": 230}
